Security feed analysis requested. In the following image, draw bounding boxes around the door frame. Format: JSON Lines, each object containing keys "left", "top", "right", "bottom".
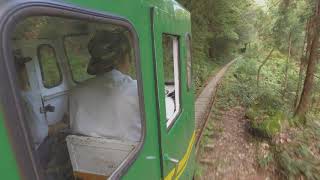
{"left": 151, "top": 7, "right": 195, "bottom": 179}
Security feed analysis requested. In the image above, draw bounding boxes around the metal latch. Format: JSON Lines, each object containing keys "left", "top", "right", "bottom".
{"left": 164, "top": 154, "right": 180, "bottom": 179}
{"left": 40, "top": 104, "right": 55, "bottom": 113}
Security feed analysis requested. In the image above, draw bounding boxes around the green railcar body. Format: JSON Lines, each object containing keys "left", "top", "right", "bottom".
{"left": 0, "top": 0, "right": 195, "bottom": 179}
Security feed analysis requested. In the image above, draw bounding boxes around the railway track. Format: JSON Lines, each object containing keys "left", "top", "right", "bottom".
{"left": 195, "top": 58, "right": 239, "bottom": 150}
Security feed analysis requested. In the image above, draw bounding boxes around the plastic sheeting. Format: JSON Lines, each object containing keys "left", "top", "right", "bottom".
{"left": 69, "top": 69, "right": 141, "bottom": 142}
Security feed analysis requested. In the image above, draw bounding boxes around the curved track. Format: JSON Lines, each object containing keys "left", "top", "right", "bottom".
{"left": 195, "top": 58, "right": 238, "bottom": 149}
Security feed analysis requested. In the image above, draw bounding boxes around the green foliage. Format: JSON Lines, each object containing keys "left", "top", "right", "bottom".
{"left": 181, "top": 0, "right": 320, "bottom": 178}
{"left": 215, "top": 51, "right": 300, "bottom": 138}
{"left": 248, "top": 110, "right": 286, "bottom": 137}
{"left": 38, "top": 45, "right": 62, "bottom": 87}
{"left": 258, "top": 152, "right": 274, "bottom": 169}
{"left": 177, "top": 0, "right": 256, "bottom": 92}
{"left": 275, "top": 121, "right": 320, "bottom": 179}
{"left": 214, "top": 52, "right": 320, "bottom": 179}
{"left": 193, "top": 59, "right": 219, "bottom": 92}
{"left": 64, "top": 35, "right": 94, "bottom": 82}
{"left": 200, "top": 120, "right": 216, "bottom": 147}
{"left": 194, "top": 161, "right": 204, "bottom": 179}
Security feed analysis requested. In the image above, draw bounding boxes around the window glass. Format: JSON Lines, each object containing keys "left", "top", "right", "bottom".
{"left": 186, "top": 34, "right": 192, "bottom": 90}
{"left": 65, "top": 35, "right": 137, "bottom": 83}
{"left": 38, "top": 44, "right": 62, "bottom": 88}
{"left": 162, "top": 34, "right": 180, "bottom": 128}
{"left": 64, "top": 35, "right": 94, "bottom": 82}
{"left": 12, "top": 15, "right": 142, "bottom": 180}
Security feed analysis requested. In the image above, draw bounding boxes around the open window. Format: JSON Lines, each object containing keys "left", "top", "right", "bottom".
{"left": 11, "top": 14, "right": 143, "bottom": 180}
{"left": 64, "top": 35, "right": 94, "bottom": 83}
{"left": 38, "top": 44, "right": 62, "bottom": 88}
{"left": 162, "top": 34, "right": 181, "bottom": 128}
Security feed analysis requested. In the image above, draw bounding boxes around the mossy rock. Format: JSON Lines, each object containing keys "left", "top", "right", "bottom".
{"left": 247, "top": 111, "right": 286, "bottom": 138}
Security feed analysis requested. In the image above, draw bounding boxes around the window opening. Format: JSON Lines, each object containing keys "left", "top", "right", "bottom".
{"left": 162, "top": 34, "right": 180, "bottom": 128}
{"left": 64, "top": 35, "right": 94, "bottom": 82}
{"left": 38, "top": 44, "right": 62, "bottom": 88}
{"left": 12, "top": 15, "right": 142, "bottom": 180}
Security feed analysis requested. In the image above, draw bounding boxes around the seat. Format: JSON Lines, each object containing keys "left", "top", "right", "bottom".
{"left": 66, "top": 135, "right": 135, "bottom": 178}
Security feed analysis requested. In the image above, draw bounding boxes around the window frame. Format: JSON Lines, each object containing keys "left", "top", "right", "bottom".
{"left": 162, "top": 34, "right": 182, "bottom": 129}
{"left": 0, "top": 2, "right": 146, "bottom": 180}
{"left": 37, "top": 44, "right": 63, "bottom": 89}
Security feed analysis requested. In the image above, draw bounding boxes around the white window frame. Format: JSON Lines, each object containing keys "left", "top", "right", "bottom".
{"left": 166, "top": 37, "right": 180, "bottom": 128}
{"left": 37, "top": 44, "right": 63, "bottom": 89}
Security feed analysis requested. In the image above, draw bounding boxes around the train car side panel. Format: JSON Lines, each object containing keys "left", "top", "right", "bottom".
{"left": 0, "top": 109, "right": 21, "bottom": 180}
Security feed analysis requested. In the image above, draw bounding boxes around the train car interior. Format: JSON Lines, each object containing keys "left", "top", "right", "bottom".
{"left": 11, "top": 15, "right": 143, "bottom": 180}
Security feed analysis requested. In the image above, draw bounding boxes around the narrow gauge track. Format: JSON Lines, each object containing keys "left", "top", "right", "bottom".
{"left": 195, "top": 58, "right": 239, "bottom": 151}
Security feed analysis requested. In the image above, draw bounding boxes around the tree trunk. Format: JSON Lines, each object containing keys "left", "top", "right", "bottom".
{"left": 311, "top": 94, "right": 317, "bottom": 109}
{"left": 317, "top": 94, "right": 320, "bottom": 110}
{"left": 295, "top": 22, "right": 320, "bottom": 119}
{"left": 295, "top": 0, "right": 320, "bottom": 120}
{"left": 294, "top": 59, "right": 307, "bottom": 108}
{"left": 283, "top": 32, "right": 292, "bottom": 97}
{"left": 294, "top": 21, "right": 310, "bottom": 109}
{"left": 257, "top": 48, "right": 275, "bottom": 87}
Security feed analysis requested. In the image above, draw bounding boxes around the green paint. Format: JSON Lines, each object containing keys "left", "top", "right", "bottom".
{"left": 152, "top": 6, "right": 194, "bottom": 178}
{"left": 0, "top": 109, "right": 20, "bottom": 180}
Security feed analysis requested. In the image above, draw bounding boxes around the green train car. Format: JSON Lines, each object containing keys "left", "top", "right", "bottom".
{"left": 0, "top": 0, "right": 195, "bottom": 179}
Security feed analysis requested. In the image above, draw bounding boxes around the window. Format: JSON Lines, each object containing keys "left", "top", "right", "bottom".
{"left": 162, "top": 34, "right": 180, "bottom": 128}
{"left": 64, "top": 35, "right": 94, "bottom": 82}
{"left": 38, "top": 44, "right": 62, "bottom": 88}
{"left": 12, "top": 15, "right": 142, "bottom": 180}
{"left": 64, "top": 34, "right": 136, "bottom": 83}
{"left": 186, "top": 34, "right": 192, "bottom": 90}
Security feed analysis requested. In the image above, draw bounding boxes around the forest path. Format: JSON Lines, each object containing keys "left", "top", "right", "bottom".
{"left": 195, "top": 58, "right": 239, "bottom": 145}
{"left": 195, "top": 57, "right": 271, "bottom": 180}
{"left": 198, "top": 107, "right": 269, "bottom": 180}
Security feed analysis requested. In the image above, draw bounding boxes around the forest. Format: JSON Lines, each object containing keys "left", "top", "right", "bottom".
{"left": 177, "top": 0, "right": 320, "bottom": 179}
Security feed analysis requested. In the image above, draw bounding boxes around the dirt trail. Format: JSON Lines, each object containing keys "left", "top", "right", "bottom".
{"left": 195, "top": 58, "right": 239, "bottom": 145}
{"left": 199, "top": 107, "right": 269, "bottom": 180}
{"left": 195, "top": 57, "right": 271, "bottom": 180}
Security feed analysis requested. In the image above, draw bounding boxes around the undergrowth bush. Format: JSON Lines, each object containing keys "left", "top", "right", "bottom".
{"left": 214, "top": 52, "right": 320, "bottom": 179}
{"left": 234, "top": 53, "right": 297, "bottom": 138}
{"left": 193, "top": 59, "right": 217, "bottom": 92}
{"left": 275, "top": 121, "right": 320, "bottom": 179}
{"left": 194, "top": 57, "right": 231, "bottom": 93}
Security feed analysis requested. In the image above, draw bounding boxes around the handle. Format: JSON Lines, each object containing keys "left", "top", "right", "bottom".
{"left": 40, "top": 104, "right": 55, "bottom": 113}
{"left": 165, "top": 154, "right": 179, "bottom": 179}
{"left": 166, "top": 156, "right": 179, "bottom": 164}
